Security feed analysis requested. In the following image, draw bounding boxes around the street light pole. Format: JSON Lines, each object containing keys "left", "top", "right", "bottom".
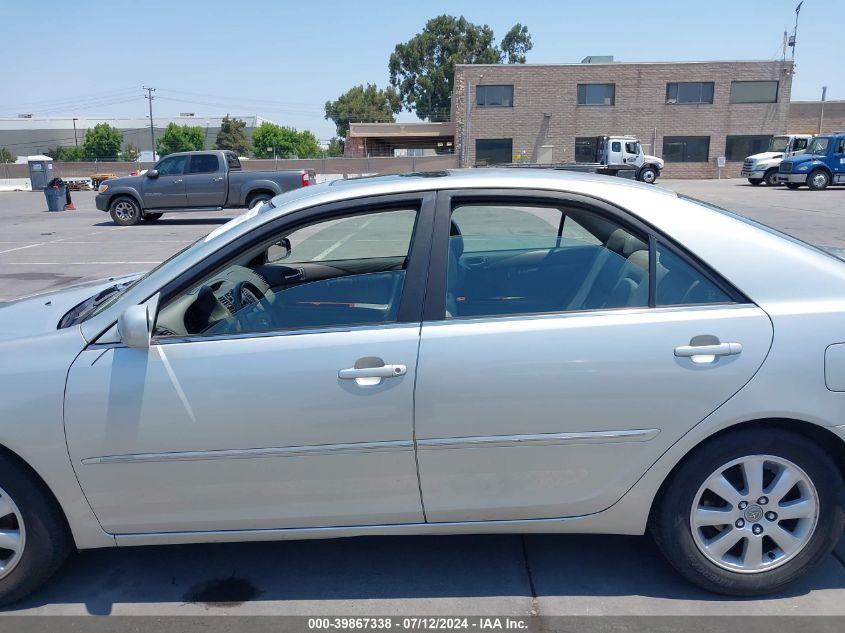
{"left": 819, "top": 86, "right": 828, "bottom": 134}
{"left": 72, "top": 118, "right": 78, "bottom": 147}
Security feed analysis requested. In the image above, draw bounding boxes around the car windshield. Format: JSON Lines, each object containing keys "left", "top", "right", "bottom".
{"left": 807, "top": 138, "right": 830, "bottom": 155}
{"left": 769, "top": 137, "right": 789, "bottom": 152}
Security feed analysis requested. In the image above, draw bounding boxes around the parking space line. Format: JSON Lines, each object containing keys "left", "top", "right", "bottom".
{"left": 0, "top": 243, "right": 44, "bottom": 254}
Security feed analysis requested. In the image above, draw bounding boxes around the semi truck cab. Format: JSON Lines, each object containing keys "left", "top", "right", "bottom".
{"left": 777, "top": 133, "right": 845, "bottom": 190}
{"left": 597, "top": 135, "right": 664, "bottom": 183}
{"left": 741, "top": 134, "right": 812, "bottom": 186}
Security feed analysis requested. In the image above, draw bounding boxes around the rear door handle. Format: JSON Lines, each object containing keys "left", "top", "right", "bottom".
{"left": 212, "top": 177, "right": 224, "bottom": 182}
{"left": 173, "top": 179, "right": 183, "bottom": 184}
{"left": 338, "top": 364, "right": 407, "bottom": 380}
{"left": 674, "top": 342, "right": 742, "bottom": 358}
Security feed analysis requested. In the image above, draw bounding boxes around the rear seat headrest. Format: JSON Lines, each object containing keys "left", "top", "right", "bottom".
{"left": 606, "top": 228, "right": 646, "bottom": 258}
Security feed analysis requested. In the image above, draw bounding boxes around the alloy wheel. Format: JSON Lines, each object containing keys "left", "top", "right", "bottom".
{"left": 0, "top": 486, "right": 25, "bottom": 581}
{"left": 689, "top": 455, "right": 819, "bottom": 574}
{"left": 113, "top": 201, "right": 136, "bottom": 221}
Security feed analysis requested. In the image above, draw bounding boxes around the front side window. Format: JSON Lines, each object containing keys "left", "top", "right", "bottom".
{"left": 155, "top": 155, "right": 187, "bottom": 175}
{"left": 577, "top": 83, "right": 615, "bottom": 106}
{"left": 666, "top": 82, "right": 714, "bottom": 104}
{"left": 446, "top": 203, "right": 649, "bottom": 318}
{"left": 476, "top": 85, "right": 514, "bottom": 107}
{"left": 475, "top": 138, "right": 513, "bottom": 166}
{"left": 807, "top": 138, "right": 830, "bottom": 155}
{"left": 188, "top": 154, "right": 220, "bottom": 174}
{"left": 154, "top": 207, "right": 418, "bottom": 337}
{"left": 730, "top": 81, "right": 778, "bottom": 104}
{"left": 793, "top": 138, "right": 809, "bottom": 152}
{"left": 663, "top": 136, "right": 710, "bottom": 163}
{"left": 625, "top": 141, "right": 639, "bottom": 154}
{"left": 725, "top": 135, "right": 772, "bottom": 161}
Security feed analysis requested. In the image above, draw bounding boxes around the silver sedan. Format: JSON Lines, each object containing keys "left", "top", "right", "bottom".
{"left": 0, "top": 169, "right": 843, "bottom": 604}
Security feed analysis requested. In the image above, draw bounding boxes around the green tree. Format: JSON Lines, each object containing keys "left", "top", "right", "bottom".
{"left": 326, "top": 137, "right": 345, "bottom": 157}
{"left": 388, "top": 15, "right": 533, "bottom": 120}
{"left": 214, "top": 115, "right": 250, "bottom": 155}
{"left": 122, "top": 143, "right": 140, "bottom": 162}
{"left": 156, "top": 123, "right": 205, "bottom": 157}
{"left": 0, "top": 147, "right": 17, "bottom": 163}
{"left": 45, "top": 146, "right": 86, "bottom": 161}
{"left": 82, "top": 123, "right": 123, "bottom": 160}
{"left": 324, "top": 84, "right": 401, "bottom": 139}
{"left": 252, "top": 123, "right": 321, "bottom": 158}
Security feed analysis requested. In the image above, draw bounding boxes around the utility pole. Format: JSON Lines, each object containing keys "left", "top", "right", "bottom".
{"left": 72, "top": 118, "right": 78, "bottom": 146}
{"left": 789, "top": 2, "right": 803, "bottom": 61}
{"left": 143, "top": 86, "right": 156, "bottom": 159}
{"left": 819, "top": 86, "right": 828, "bottom": 134}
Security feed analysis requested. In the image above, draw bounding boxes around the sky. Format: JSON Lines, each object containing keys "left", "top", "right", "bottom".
{"left": 0, "top": 0, "right": 837, "bottom": 142}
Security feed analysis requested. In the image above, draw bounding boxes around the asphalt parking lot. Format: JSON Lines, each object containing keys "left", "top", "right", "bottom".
{"left": 1, "top": 178, "right": 845, "bottom": 619}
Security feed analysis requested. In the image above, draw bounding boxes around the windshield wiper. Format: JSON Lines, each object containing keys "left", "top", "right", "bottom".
{"left": 58, "top": 283, "right": 129, "bottom": 329}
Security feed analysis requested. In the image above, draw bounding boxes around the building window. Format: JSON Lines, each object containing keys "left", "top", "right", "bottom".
{"left": 730, "top": 81, "right": 779, "bottom": 104}
{"left": 724, "top": 135, "right": 773, "bottom": 161}
{"left": 574, "top": 137, "right": 598, "bottom": 163}
{"left": 662, "top": 136, "right": 710, "bottom": 163}
{"left": 577, "top": 84, "right": 615, "bottom": 106}
{"left": 666, "top": 82, "right": 714, "bottom": 104}
{"left": 475, "top": 139, "right": 513, "bottom": 166}
{"left": 476, "top": 85, "right": 514, "bottom": 107}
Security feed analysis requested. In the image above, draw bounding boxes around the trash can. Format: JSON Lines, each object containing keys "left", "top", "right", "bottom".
{"left": 44, "top": 182, "right": 66, "bottom": 211}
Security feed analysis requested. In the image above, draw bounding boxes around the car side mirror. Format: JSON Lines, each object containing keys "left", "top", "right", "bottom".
{"left": 117, "top": 304, "right": 152, "bottom": 349}
{"left": 267, "top": 238, "right": 292, "bottom": 262}
{"left": 146, "top": 169, "right": 159, "bottom": 179}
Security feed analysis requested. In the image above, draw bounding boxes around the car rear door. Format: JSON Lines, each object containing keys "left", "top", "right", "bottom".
{"left": 413, "top": 190, "right": 774, "bottom": 522}
{"left": 184, "top": 153, "right": 227, "bottom": 207}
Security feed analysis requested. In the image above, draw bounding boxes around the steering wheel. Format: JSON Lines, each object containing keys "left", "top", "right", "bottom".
{"left": 230, "top": 280, "right": 267, "bottom": 312}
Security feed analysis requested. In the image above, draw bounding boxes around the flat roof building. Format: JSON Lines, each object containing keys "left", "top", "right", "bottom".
{"left": 344, "top": 122, "right": 456, "bottom": 157}
{"left": 451, "top": 58, "right": 796, "bottom": 177}
{"left": 0, "top": 115, "right": 271, "bottom": 157}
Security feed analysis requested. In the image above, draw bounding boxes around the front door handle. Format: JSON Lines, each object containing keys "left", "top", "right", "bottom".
{"left": 173, "top": 179, "right": 183, "bottom": 184}
{"left": 675, "top": 342, "right": 742, "bottom": 358}
{"left": 212, "top": 177, "right": 224, "bottom": 182}
{"left": 338, "top": 364, "right": 407, "bottom": 380}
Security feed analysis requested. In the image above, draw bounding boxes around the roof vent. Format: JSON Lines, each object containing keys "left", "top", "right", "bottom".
{"left": 580, "top": 56, "right": 614, "bottom": 64}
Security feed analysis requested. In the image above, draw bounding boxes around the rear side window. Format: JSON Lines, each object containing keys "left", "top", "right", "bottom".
{"left": 446, "top": 203, "right": 649, "bottom": 318}
{"left": 226, "top": 153, "right": 242, "bottom": 170}
{"left": 655, "top": 242, "right": 732, "bottom": 306}
{"left": 188, "top": 154, "right": 220, "bottom": 174}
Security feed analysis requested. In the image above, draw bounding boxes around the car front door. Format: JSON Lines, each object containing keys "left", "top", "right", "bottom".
{"left": 184, "top": 153, "right": 227, "bottom": 207}
{"left": 413, "top": 192, "right": 774, "bottom": 522}
{"left": 143, "top": 155, "right": 188, "bottom": 209}
{"left": 64, "top": 194, "right": 434, "bottom": 534}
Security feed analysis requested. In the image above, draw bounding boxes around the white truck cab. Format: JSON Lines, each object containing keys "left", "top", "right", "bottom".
{"left": 598, "top": 136, "right": 664, "bottom": 183}
{"left": 741, "top": 135, "right": 813, "bottom": 186}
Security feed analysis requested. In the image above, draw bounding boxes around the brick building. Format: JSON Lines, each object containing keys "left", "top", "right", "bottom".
{"left": 452, "top": 58, "right": 795, "bottom": 177}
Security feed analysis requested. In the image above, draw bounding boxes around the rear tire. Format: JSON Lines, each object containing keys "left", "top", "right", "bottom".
{"left": 141, "top": 212, "right": 163, "bottom": 222}
{"left": 807, "top": 169, "right": 831, "bottom": 191}
{"left": 0, "top": 454, "right": 73, "bottom": 606}
{"left": 109, "top": 197, "right": 141, "bottom": 226}
{"left": 246, "top": 193, "right": 272, "bottom": 209}
{"left": 763, "top": 169, "right": 780, "bottom": 186}
{"left": 651, "top": 428, "right": 844, "bottom": 596}
{"left": 748, "top": 179, "right": 763, "bottom": 186}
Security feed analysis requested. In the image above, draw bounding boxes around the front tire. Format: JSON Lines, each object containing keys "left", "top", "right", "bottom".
{"left": 651, "top": 428, "right": 844, "bottom": 596}
{"left": 0, "top": 454, "right": 72, "bottom": 606}
{"left": 109, "top": 197, "right": 141, "bottom": 226}
{"left": 638, "top": 167, "right": 658, "bottom": 184}
{"left": 807, "top": 169, "right": 831, "bottom": 191}
{"left": 763, "top": 169, "right": 780, "bottom": 186}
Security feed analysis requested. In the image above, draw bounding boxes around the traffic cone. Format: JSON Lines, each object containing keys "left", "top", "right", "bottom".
{"left": 65, "top": 202, "right": 76, "bottom": 210}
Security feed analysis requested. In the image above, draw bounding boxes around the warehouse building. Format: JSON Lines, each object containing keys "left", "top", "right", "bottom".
{"left": 0, "top": 115, "right": 271, "bottom": 158}
{"left": 451, "top": 57, "right": 797, "bottom": 177}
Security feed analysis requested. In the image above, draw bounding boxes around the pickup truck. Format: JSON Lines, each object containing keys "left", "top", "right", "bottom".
{"left": 777, "top": 133, "right": 845, "bottom": 190}
{"left": 95, "top": 150, "right": 315, "bottom": 225}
